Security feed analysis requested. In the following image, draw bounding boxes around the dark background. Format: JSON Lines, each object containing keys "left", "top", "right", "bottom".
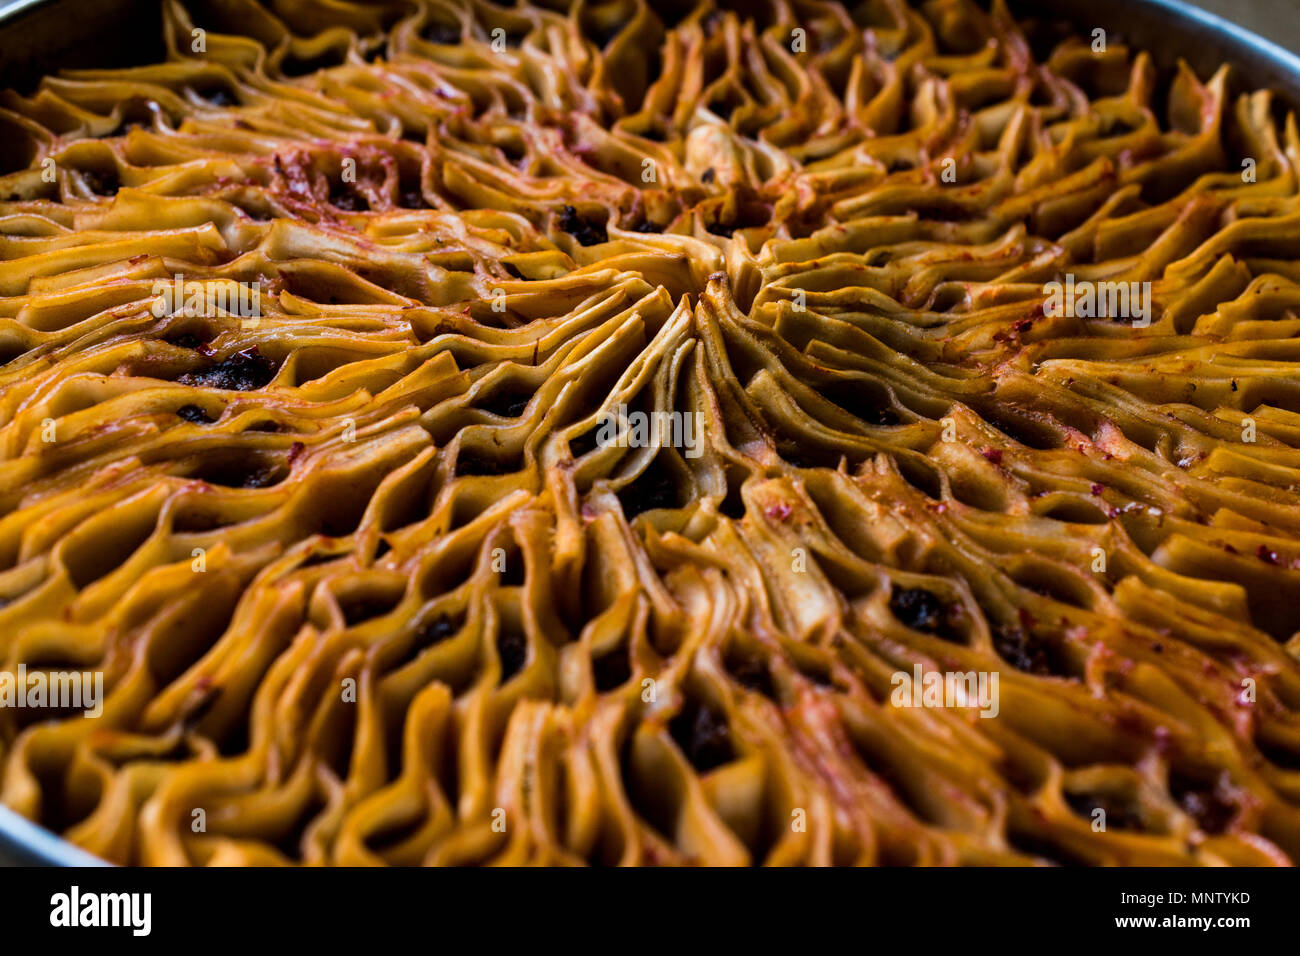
{"left": 1190, "top": 0, "right": 1300, "bottom": 54}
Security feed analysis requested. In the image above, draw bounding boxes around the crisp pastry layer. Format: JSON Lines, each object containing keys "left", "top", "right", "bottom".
{"left": 1, "top": 0, "right": 1300, "bottom": 866}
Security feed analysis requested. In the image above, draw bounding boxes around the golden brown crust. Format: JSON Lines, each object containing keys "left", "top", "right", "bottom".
{"left": 1, "top": 0, "right": 1300, "bottom": 865}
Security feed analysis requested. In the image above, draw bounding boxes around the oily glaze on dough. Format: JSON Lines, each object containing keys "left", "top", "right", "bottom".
{"left": 0, "top": 0, "right": 1299, "bottom": 866}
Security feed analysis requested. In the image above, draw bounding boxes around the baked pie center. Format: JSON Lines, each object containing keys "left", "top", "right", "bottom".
{"left": 0, "top": 0, "right": 1297, "bottom": 867}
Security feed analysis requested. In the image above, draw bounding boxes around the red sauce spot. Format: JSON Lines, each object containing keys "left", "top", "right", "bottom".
{"left": 1090, "top": 483, "right": 1104, "bottom": 495}
{"left": 1257, "top": 545, "right": 1279, "bottom": 565}
{"left": 1152, "top": 725, "right": 1174, "bottom": 754}
{"left": 765, "top": 502, "right": 793, "bottom": 522}
{"left": 981, "top": 447, "right": 1003, "bottom": 465}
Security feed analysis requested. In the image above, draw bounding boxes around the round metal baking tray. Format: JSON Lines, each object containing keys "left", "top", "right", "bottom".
{"left": 0, "top": 0, "right": 1298, "bottom": 866}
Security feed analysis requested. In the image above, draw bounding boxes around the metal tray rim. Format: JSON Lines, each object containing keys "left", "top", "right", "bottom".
{"left": 1138, "top": 0, "right": 1300, "bottom": 80}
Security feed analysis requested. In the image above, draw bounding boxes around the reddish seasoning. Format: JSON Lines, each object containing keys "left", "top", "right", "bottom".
{"left": 287, "top": 441, "right": 305, "bottom": 465}
{"left": 1090, "top": 483, "right": 1104, "bottom": 495}
{"left": 980, "top": 447, "right": 1003, "bottom": 465}
{"left": 1152, "top": 725, "right": 1174, "bottom": 754}
{"left": 1257, "top": 545, "right": 1279, "bottom": 565}
{"left": 765, "top": 502, "right": 793, "bottom": 522}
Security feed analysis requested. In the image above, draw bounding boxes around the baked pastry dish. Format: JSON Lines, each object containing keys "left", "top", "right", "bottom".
{"left": 2, "top": 0, "right": 1300, "bottom": 866}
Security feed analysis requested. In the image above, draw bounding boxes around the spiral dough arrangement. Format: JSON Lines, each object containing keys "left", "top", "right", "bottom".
{"left": 2, "top": 0, "right": 1300, "bottom": 866}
